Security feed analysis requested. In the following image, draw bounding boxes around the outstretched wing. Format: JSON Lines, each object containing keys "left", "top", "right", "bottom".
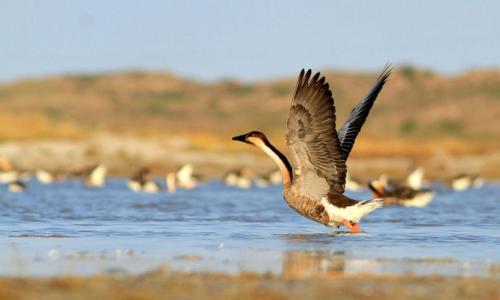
{"left": 286, "top": 69, "right": 346, "bottom": 200}
{"left": 338, "top": 65, "right": 391, "bottom": 160}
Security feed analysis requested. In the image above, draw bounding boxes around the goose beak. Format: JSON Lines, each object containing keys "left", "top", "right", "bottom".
{"left": 232, "top": 134, "right": 248, "bottom": 143}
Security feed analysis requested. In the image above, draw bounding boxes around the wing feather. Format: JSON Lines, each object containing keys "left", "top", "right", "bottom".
{"left": 338, "top": 64, "right": 391, "bottom": 160}
{"left": 286, "top": 69, "right": 346, "bottom": 199}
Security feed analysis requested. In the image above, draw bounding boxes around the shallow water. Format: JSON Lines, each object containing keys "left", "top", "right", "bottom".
{"left": 1, "top": 179, "right": 499, "bottom": 277}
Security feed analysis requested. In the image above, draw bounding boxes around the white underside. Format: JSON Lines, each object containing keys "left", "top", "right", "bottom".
{"left": 8, "top": 183, "right": 24, "bottom": 192}
{"left": 143, "top": 181, "right": 160, "bottom": 193}
{"left": 36, "top": 170, "right": 54, "bottom": 184}
{"left": 401, "top": 192, "right": 435, "bottom": 207}
{"left": 405, "top": 167, "right": 424, "bottom": 190}
{"left": 452, "top": 178, "right": 471, "bottom": 191}
{"left": 127, "top": 181, "right": 142, "bottom": 192}
{"left": 176, "top": 164, "right": 198, "bottom": 189}
{"left": 88, "top": 165, "right": 107, "bottom": 187}
{"left": 0, "top": 171, "right": 18, "bottom": 183}
{"left": 128, "top": 180, "right": 160, "bottom": 193}
{"left": 224, "top": 174, "right": 252, "bottom": 189}
{"left": 320, "top": 197, "right": 383, "bottom": 227}
{"left": 451, "top": 177, "right": 483, "bottom": 191}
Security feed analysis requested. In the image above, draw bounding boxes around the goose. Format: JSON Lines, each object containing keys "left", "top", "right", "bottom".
{"left": 405, "top": 167, "right": 425, "bottom": 190}
{"left": 223, "top": 167, "right": 253, "bottom": 189}
{"left": 267, "top": 169, "right": 282, "bottom": 185}
{"left": 84, "top": 164, "right": 107, "bottom": 188}
{"left": 8, "top": 180, "right": 26, "bottom": 192}
{"left": 232, "top": 66, "right": 391, "bottom": 233}
{"left": 0, "top": 156, "right": 19, "bottom": 183}
{"left": 175, "top": 164, "right": 198, "bottom": 190}
{"left": 166, "top": 171, "right": 177, "bottom": 193}
{"left": 0, "top": 170, "right": 19, "bottom": 184}
{"left": 164, "top": 164, "right": 199, "bottom": 193}
{"left": 368, "top": 175, "right": 435, "bottom": 208}
{"left": 128, "top": 167, "right": 161, "bottom": 193}
{"left": 345, "top": 172, "right": 365, "bottom": 192}
{"left": 450, "top": 174, "right": 484, "bottom": 191}
{"left": 36, "top": 170, "right": 56, "bottom": 184}
{"left": 254, "top": 169, "right": 282, "bottom": 188}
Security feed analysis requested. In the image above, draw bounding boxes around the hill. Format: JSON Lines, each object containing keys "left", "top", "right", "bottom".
{"left": 0, "top": 66, "right": 499, "bottom": 178}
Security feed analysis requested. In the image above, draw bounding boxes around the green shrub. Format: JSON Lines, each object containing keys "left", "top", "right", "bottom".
{"left": 400, "top": 119, "right": 417, "bottom": 133}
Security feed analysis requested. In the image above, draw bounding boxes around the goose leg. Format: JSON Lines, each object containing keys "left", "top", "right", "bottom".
{"left": 341, "top": 219, "right": 361, "bottom": 233}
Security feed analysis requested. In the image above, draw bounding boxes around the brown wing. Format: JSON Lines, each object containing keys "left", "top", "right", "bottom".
{"left": 286, "top": 69, "right": 346, "bottom": 200}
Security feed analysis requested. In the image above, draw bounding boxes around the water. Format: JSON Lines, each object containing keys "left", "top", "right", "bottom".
{"left": 1, "top": 179, "right": 499, "bottom": 277}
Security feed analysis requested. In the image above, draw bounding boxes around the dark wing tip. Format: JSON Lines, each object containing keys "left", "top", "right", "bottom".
{"left": 304, "top": 69, "right": 312, "bottom": 84}
{"left": 309, "top": 72, "right": 320, "bottom": 85}
{"left": 299, "top": 68, "right": 305, "bottom": 80}
{"left": 294, "top": 69, "right": 329, "bottom": 100}
{"left": 337, "top": 64, "right": 393, "bottom": 161}
{"left": 379, "top": 63, "right": 393, "bottom": 82}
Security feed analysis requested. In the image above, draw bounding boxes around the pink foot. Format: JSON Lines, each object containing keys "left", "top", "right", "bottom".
{"left": 341, "top": 219, "right": 361, "bottom": 233}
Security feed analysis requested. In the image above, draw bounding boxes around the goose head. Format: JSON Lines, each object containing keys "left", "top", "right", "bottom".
{"left": 232, "top": 131, "right": 268, "bottom": 146}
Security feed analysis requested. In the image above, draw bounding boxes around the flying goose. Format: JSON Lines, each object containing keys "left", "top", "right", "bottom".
{"left": 232, "top": 66, "right": 391, "bottom": 233}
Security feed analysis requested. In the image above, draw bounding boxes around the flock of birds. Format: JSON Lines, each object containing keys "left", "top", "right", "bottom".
{"left": 0, "top": 155, "right": 481, "bottom": 198}
{"left": 0, "top": 158, "right": 200, "bottom": 194}
{"left": 0, "top": 65, "right": 487, "bottom": 233}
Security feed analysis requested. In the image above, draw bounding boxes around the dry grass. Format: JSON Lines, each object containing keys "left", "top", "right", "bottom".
{"left": 0, "top": 112, "right": 85, "bottom": 140}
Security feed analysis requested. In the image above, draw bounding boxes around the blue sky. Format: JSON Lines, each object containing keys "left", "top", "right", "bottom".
{"left": 1, "top": 0, "right": 499, "bottom": 82}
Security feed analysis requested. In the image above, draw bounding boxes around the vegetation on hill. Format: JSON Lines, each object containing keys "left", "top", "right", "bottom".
{"left": 0, "top": 66, "right": 499, "bottom": 158}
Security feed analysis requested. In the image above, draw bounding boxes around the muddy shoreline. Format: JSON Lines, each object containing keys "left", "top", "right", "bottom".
{"left": 1, "top": 271, "right": 498, "bottom": 300}
{"left": 1, "top": 134, "right": 500, "bottom": 180}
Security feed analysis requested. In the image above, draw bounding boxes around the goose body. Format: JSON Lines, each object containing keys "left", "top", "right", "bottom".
{"left": 84, "top": 164, "right": 107, "bottom": 188}
{"left": 164, "top": 164, "right": 199, "bottom": 193}
{"left": 451, "top": 174, "right": 483, "bottom": 191}
{"left": 0, "top": 171, "right": 19, "bottom": 184}
{"left": 405, "top": 167, "right": 425, "bottom": 190}
{"left": 176, "top": 164, "right": 198, "bottom": 190}
{"left": 345, "top": 173, "right": 364, "bottom": 192}
{"left": 254, "top": 169, "right": 283, "bottom": 188}
{"left": 223, "top": 167, "right": 253, "bottom": 189}
{"left": 8, "top": 180, "right": 26, "bottom": 192}
{"left": 36, "top": 170, "right": 55, "bottom": 184}
{"left": 128, "top": 167, "right": 161, "bottom": 193}
{"left": 369, "top": 175, "right": 435, "bottom": 208}
{"left": 166, "top": 172, "right": 177, "bottom": 193}
{"left": 233, "top": 66, "right": 391, "bottom": 232}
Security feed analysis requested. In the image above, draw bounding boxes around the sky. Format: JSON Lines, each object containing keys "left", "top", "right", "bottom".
{"left": 1, "top": 0, "right": 499, "bottom": 82}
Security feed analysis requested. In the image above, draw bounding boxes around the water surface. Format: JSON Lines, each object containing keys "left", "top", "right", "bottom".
{"left": 1, "top": 179, "right": 499, "bottom": 277}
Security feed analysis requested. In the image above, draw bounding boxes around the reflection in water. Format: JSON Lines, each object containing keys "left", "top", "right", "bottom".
{"left": 283, "top": 250, "right": 345, "bottom": 278}
{"left": 275, "top": 232, "right": 354, "bottom": 245}
{"left": 281, "top": 249, "right": 500, "bottom": 278}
